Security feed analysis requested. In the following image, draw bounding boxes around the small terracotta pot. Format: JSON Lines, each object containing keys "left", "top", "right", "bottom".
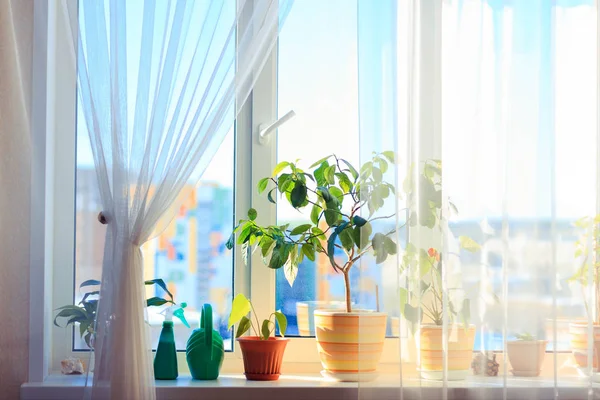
{"left": 237, "top": 337, "right": 289, "bottom": 381}
{"left": 507, "top": 340, "right": 547, "bottom": 377}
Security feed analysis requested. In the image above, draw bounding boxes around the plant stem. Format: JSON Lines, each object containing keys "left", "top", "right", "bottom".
{"left": 249, "top": 301, "right": 262, "bottom": 339}
{"left": 343, "top": 269, "right": 352, "bottom": 313}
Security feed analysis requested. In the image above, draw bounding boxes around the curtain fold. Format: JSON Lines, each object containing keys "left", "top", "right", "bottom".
{"left": 359, "top": 0, "right": 599, "bottom": 398}
{"left": 71, "top": 0, "right": 292, "bottom": 398}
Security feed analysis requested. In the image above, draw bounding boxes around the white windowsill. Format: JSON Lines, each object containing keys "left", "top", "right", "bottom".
{"left": 21, "top": 373, "right": 600, "bottom": 400}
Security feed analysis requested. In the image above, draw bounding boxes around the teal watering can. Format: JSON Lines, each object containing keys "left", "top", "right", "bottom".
{"left": 186, "top": 304, "right": 224, "bottom": 380}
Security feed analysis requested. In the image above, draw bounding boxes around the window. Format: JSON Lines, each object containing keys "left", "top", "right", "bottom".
{"left": 275, "top": 0, "right": 360, "bottom": 336}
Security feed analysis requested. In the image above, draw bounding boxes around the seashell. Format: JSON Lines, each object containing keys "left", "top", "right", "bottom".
{"left": 60, "top": 357, "right": 85, "bottom": 375}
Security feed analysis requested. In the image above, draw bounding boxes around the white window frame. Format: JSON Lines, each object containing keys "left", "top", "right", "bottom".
{"left": 28, "top": 0, "right": 442, "bottom": 382}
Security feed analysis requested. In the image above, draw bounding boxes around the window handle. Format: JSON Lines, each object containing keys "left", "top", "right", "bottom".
{"left": 257, "top": 110, "right": 296, "bottom": 145}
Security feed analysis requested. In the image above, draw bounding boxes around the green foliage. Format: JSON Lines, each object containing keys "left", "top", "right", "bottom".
{"left": 515, "top": 332, "right": 536, "bottom": 341}
{"left": 54, "top": 278, "right": 189, "bottom": 348}
{"left": 568, "top": 215, "right": 600, "bottom": 323}
{"left": 399, "top": 160, "right": 480, "bottom": 330}
{"left": 228, "top": 293, "right": 287, "bottom": 340}
{"left": 225, "top": 152, "right": 399, "bottom": 313}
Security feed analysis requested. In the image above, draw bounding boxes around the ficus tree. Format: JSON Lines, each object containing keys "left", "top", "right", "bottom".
{"left": 226, "top": 152, "right": 399, "bottom": 313}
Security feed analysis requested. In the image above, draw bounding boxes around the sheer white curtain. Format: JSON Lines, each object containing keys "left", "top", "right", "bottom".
{"left": 359, "top": 0, "right": 599, "bottom": 398}
{"left": 70, "top": 0, "right": 292, "bottom": 398}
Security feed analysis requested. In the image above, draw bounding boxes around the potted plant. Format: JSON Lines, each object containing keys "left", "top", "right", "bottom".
{"left": 568, "top": 215, "right": 600, "bottom": 373}
{"left": 54, "top": 278, "right": 188, "bottom": 349}
{"left": 226, "top": 152, "right": 398, "bottom": 381}
{"left": 228, "top": 293, "right": 288, "bottom": 381}
{"left": 506, "top": 333, "right": 547, "bottom": 377}
{"left": 399, "top": 160, "right": 480, "bottom": 380}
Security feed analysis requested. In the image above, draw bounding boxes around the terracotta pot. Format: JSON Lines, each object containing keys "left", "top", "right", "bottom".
{"left": 237, "top": 337, "right": 288, "bottom": 381}
{"left": 314, "top": 310, "right": 387, "bottom": 382}
{"left": 296, "top": 301, "right": 346, "bottom": 336}
{"left": 569, "top": 322, "right": 600, "bottom": 371}
{"left": 419, "top": 324, "right": 475, "bottom": 380}
{"left": 507, "top": 340, "right": 547, "bottom": 376}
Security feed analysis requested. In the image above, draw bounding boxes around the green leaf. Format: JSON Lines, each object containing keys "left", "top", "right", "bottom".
{"left": 145, "top": 279, "right": 173, "bottom": 301}
{"left": 284, "top": 248, "right": 299, "bottom": 287}
{"left": 301, "top": 244, "right": 316, "bottom": 261}
{"left": 229, "top": 293, "right": 251, "bottom": 329}
{"left": 257, "top": 177, "right": 270, "bottom": 194}
{"left": 381, "top": 151, "right": 396, "bottom": 163}
{"left": 314, "top": 162, "right": 330, "bottom": 186}
{"left": 291, "top": 224, "right": 312, "bottom": 235}
{"left": 419, "top": 248, "right": 433, "bottom": 278}
{"left": 225, "top": 232, "right": 235, "bottom": 250}
{"left": 84, "top": 332, "right": 93, "bottom": 349}
{"left": 268, "top": 243, "right": 291, "bottom": 269}
{"left": 339, "top": 227, "right": 354, "bottom": 251}
{"left": 372, "top": 167, "right": 383, "bottom": 182}
{"left": 459, "top": 236, "right": 481, "bottom": 253}
{"left": 310, "top": 204, "right": 322, "bottom": 225}
{"left": 248, "top": 208, "right": 257, "bottom": 221}
{"left": 403, "top": 303, "right": 422, "bottom": 335}
{"left": 360, "top": 162, "right": 373, "bottom": 180}
{"left": 310, "top": 155, "right": 333, "bottom": 168}
{"left": 460, "top": 298, "right": 471, "bottom": 329}
{"left": 325, "top": 165, "right": 336, "bottom": 185}
{"left": 235, "top": 316, "right": 252, "bottom": 338}
{"left": 260, "top": 236, "right": 275, "bottom": 257}
{"left": 79, "top": 321, "right": 91, "bottom": 338}
{"left": 328, "top": 186, "right": 344, "bottom": 204}
{"left": 272, "top": 161, "right": 290, "bottom": 176}
{"left": 54, "top": 306, "right": 88, "bottom": 327}
{"left": 267, "top": 188, "right": 277, "bottom": 204}
{"left": 146, "top": 297, "right": 169, "bottom": 307}
{"left": 80, "top": 279, "right": 101, "bottom": 288}
{"left": 275, "top": 311, "right": 287, "bottom": 337}
{"left": 383, "top": 236, "right": 397, "bottom": 255}
{"left": 237, "top": 223, "right": 254, "bottom": 244}
{"left": 79, "top": 291, "right": 99, "bottom": 305}
{"left": 324, "top": 209, "right": 339, "bottom": 227}
{"left": 340, "top": 159, "right": 359, "bottom": 180}
{"left": 317, "top": 186, "right": 333, "bottom": 203}
{"left": 336, "top": 173, "right": 353, "bottom": 193}
{"left": 399, "top": 287, "right": 408, "bottom": 314}
{"left": 241, "top": 241, "right": 250, "bottom": 265}
{"left": 353, "top": 215, "right": 367, "bottom": 227}
{"left": 377, "top": 158, "right": 388, "bottom": 174}
{"left": 261, "top": 319, "right": 272, "bottom": 340}
{"left": 278, "top": 173, "right": 293, "bottom": 193}
{"left": 291, "top": 182, "right": 308, "bottom": 208}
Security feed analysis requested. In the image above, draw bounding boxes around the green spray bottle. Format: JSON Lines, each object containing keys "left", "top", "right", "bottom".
{"left": 154, "top": 303, "right": 190, "bottom": 380}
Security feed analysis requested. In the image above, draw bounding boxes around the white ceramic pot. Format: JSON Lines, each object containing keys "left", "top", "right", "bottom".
{"left": 507, "top": 340, "right": 547, "bottom": 377}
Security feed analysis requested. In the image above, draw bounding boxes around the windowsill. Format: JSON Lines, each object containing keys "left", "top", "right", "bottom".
{"left": 21, "top": 372, "right": 600, "bottom": 400}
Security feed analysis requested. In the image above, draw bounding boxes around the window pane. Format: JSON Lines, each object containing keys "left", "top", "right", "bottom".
{"left": 74, "top": 110, "right": 235, "bottom": 352}
{"left": 276, "top": 0, "right": 359, "bottom": 336}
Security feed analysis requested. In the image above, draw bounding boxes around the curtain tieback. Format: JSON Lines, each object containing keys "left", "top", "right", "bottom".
{"left": 98, "top": 212, "right": 108, "bottom": 225}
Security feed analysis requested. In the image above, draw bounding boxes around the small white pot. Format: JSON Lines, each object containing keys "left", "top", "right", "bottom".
{"left": 507, "top": 340, "right": 547, "bottom": 377}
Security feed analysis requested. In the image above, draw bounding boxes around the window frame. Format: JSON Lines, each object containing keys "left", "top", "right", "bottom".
{"left": 30, "top": 0, "right": 435, "bottom": 380}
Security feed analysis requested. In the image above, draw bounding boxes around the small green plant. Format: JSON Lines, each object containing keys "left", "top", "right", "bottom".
{"left": 568, "top": 215, "right": 600, "bottom": 324}
{"left": 228, "top": 294, "right": 287, "bottom": 340}
{"left": 54, "top": 278, "right": 189, "bottom": 348}
{"left": 226, "top": 152, "right": 399, "bottom": 313}
{"left": 399, "top": 160, "right": 480, "bottom": 330}
{"left": 515, "top": 332, "right": 536, "bottom": 341}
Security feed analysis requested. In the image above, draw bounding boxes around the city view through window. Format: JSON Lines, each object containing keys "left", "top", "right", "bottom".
{"left": 73, "top": 0, "right": 593, "bottom": 353}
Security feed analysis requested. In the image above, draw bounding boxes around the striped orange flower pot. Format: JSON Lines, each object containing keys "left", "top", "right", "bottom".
{"left": 568, "top": 322, "right": 600, "bottom": 371}
{"left": 296, "top": 301, "right": 347, "bottom": 336}
{"left": 418, "top": 324, "right": 475, "bottom": 380}
{"left": 314, "top": 310, "right": 387, "bottom": 382}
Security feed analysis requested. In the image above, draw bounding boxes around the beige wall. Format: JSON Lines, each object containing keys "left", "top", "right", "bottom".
{"left": 0, "top": 1, "right": 34, "bottom": 399}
